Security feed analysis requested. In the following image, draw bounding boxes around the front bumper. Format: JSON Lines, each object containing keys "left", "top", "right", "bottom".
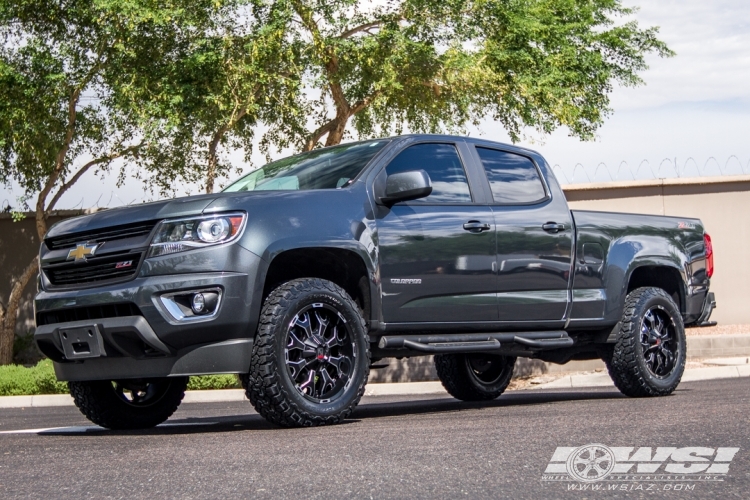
{"left": 34, "top": 245, "right": 265, "bottom": 380}
{"left": 50, "top": 333, "right": 253, "bottom": 382}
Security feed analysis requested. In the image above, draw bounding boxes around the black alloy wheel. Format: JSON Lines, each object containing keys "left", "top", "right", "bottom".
{"left": 604, "top": 286, "right": 686, "bottom": 397}
{"left": 69, "top": 376, "right": 188, "bottom": 429}
{"left": 466, "top": 354, "right": 511, "bottom": 386}
{"left": 242, "top": 278, "right": 370, "bottom": 427}
{"left": 639, "top": 306, "right": 678, "bottom": 377}
{"left": 112, "top": 379, "right": 175, "bottom": 407}
{"left": 435, "top": 353, "right": 516, "bottom": 401}
{"left": 285, "top": 303, "right": 355, "bottom": 403}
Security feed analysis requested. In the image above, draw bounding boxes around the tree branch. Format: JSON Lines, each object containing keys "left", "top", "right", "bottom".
{"left": 34, "top": 88, "right": 81, "bottom": 240}
{"left": 303, "top": 118, "right": 340, "bottom": 151}
{"left": 46, "top": 143, "right": 143, "bottom": 213}
{"left": 350, "top": 90, "right": 382, "bottom": 116}
{"left": 205, "top": 107, "right": 249, "bottom": 193}
{"left": 338, "top": 21, "right": 383, "bottom": 39}
{"left": 290, "top": 0, "right": 355, "bottom": 148}
{"left": 34, "top": 48, "right": 108, "bottom": 240}
{"left": 327, "top": 80, "right": 350, "bottom": 114}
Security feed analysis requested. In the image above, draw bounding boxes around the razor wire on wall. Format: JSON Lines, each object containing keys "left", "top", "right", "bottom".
{"left": 3, "top": 156, "right": 750, "bottom": 213}
{"left": 552, "top": 156, "right": 750, "bottom": 185}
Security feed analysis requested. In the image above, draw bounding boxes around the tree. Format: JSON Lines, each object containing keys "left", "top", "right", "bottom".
{"left": 0, "top": 0, "right": 224, "bottom": 364}
{"left": 252, "top": 0, "right": 672, "bottom": 153}
{"left": 111, "top": 0, "right": 302, "bottom": 195}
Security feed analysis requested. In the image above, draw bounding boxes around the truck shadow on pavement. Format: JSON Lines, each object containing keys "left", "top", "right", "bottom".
{"left": 352, "top": 389, "right": 626, "bottom": 421}
{"left": 35, "top": 388, "right": 627, "bottom": 437}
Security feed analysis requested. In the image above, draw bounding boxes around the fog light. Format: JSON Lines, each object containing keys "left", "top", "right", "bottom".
{"left": 191, "top": 293, "right": 206, "bottom": 314}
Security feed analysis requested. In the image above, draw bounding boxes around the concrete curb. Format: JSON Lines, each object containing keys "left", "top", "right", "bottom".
{"left": 1, "top": 360, "right": 747, "bottom": 409}
{"left": 368, "top": 334, "right": 750, "bottom": 383}
{"left": 533, "top": 364, "right": 750, "bottom": 390}
{"left": 183, "top": 389, "right": 246, "bottom": 403}
{"left": 0, "top": 394, "right": 75, "bottom": 408}
{"left": 364, "top": 381, "right": 445, "bottom": 397}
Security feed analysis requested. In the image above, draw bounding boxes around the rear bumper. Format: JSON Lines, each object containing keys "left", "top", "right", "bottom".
{"left": 695, "top": 291, "right": 717, "bottom": 326}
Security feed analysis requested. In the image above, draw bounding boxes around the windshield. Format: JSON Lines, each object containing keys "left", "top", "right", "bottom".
{"left": 223, "top": 139, "right": 390, "bottom": 192}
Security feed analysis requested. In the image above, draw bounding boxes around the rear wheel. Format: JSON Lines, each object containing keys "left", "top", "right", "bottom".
{"left": 68, "top": 377, "right": 188, "bottom": 429}
{"left": 241, "top": 278, "right": 369, "bottom": 427}
{"left": 604, "top": 287, "right": 686, "bottom": 397}
{"left": 435, "top": 353, "right": 516, "bottom": 401}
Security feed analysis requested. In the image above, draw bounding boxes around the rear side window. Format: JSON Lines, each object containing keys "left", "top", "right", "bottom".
{"left": 385, "top": 143, "right": 472, "bottom": 203}
{"left": 476, "top": 147, "right": 547, "bottom": 204}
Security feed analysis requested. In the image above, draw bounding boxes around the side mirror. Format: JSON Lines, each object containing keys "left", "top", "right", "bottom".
{"left": 380, "top": 170, "right": 433, "bottom": 206}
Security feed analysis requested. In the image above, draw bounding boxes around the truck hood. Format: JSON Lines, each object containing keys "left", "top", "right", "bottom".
{"left": 45, "top": 193, "right": 220, "bottom": 239}
{"left": 45, "top": 187, "right": 362, "bottom": 240}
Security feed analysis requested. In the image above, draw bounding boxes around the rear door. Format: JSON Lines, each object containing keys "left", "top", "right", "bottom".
{"left": 473, "top": 146, "right": 573, "bottom": 321}
{"left": 375, "top": 141, "right": 498, "bottom": 323}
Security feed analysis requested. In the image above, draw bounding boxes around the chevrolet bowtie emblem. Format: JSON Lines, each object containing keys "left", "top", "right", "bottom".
{"left": 67, "top": 243, "right": 98, "bottom": 262}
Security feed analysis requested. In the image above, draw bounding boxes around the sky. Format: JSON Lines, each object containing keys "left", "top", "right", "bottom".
{"left": 3, "top": 0, "right": 750, "bottom": 210}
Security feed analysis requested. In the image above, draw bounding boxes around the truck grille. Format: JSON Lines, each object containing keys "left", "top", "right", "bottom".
{"left": 44, "top": 252, "right": 143, "bottom": 286}
{"left": 42, "top": 220, "right": 157, "bottom": 288}
{"left": 45, "top": 221, "right": 157, "bottom": 250}
{"left": 36, "top": 302, "right": 143, "bottom": 326}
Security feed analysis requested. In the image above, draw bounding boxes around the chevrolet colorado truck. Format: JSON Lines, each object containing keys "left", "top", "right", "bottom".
{"left": 34, "top": 135, "right": 716, "bottom": 429}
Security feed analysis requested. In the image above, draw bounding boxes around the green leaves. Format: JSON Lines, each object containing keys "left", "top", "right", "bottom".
{"left": 0, "top": 0, "right": 672, "bottom": 201}
{"left": 258, "top": 0, "right": 673, "bottom": 149}
{"left": 469, "top": 0, "right": 673, "bottom": 141}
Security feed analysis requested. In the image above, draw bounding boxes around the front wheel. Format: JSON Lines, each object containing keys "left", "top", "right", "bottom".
{"left": 435, "top": 353, "right": 516, "bottom": 401}
{"left": 241, "top": 278, "right": 370, "bottom": 427}
{"left": 68, "top": 377, "right": 188, "bottom": 429}
{"left": 604, "top": 287, "right": 686, "bottom": 397}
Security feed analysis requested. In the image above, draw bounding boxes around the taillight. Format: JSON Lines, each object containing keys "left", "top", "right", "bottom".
{"left": 704, "top": 233, "right": 714, "bottom": 278}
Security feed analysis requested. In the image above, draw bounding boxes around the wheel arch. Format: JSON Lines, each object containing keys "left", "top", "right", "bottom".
{"left": 261, "top": 245, "right": 376, "bottom": 324}
{"left": 624, "top": 262, "right": 687, "bottom": 318}
{"left": 600, "top": 235, "right": 690, "bottom": 323}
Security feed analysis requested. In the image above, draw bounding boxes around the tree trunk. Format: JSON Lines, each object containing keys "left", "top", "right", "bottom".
{"left": 0, "top": 188, "right": 48, "bottom": 364}
{"left": 206, "top": 125, "right": 225, "bottom": 194}
{"left": 324, "top": 113, "right": 350, "bottom": 147}
{"left": 205, "top": 109, "right": 248, "bottom": 193}
{"left": 206, "top": 149, "right": 219, "bottom": 194}
{"left": 0, "top": 258, "right": 39, "bottom": 365}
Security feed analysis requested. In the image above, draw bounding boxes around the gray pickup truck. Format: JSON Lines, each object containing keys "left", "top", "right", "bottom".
{"left": 34, "top": 134, "right": 716, "bottom": 429}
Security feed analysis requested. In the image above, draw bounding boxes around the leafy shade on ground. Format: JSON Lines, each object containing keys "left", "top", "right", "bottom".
{"left": 0, "top": 360, "right": 239, "bottom": 396}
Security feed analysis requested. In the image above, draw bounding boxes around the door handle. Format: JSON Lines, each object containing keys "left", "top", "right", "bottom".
{"left": 463, "top": 221, "right": 491, "bottom": 233}
{"left": 542, "top": 222, "right": 565, "bottom": 233}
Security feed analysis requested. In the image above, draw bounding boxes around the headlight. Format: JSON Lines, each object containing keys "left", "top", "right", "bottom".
{"left": 148, "top": 212, "right": 246, "bottom": 258}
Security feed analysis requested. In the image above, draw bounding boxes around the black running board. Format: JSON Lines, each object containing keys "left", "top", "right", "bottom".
{"left": 399, "top": 339, "right": 501, "bottom": 354}
{"left": 378, "top": 331, "right": 572, "bottom": 354}
{"left": 512, "top": 336, "right": 574, "bottom": 349}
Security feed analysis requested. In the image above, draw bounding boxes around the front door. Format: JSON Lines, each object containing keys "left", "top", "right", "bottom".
{"left": 376, "top": 142, "right": 498, "bottom": 323}
{"left": 474, "top": 146, "right": 574, "bottom": 322}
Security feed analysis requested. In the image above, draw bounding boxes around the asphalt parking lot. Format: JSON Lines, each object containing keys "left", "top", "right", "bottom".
{"left": 1, "top": 378, "right": 747, "bottom": 499}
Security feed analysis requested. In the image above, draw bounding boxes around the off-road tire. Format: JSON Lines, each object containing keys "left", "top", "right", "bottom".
{"left": 241, "top": 278, "right": 370, "bottom": 427}
{"left": 604, "top": 287, "right": 686, "bottom": 397}
{"left": 68, "top": 377, "right": 188, "bottom": 429}
{"left": 434, "top": 353, "right": 516, "bottom": 401}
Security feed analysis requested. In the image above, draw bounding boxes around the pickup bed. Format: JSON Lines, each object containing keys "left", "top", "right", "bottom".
{"left": 34, "top": 134, "right": 716, "bottom": 428}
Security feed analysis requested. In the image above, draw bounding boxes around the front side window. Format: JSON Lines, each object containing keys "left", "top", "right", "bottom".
{"left": 476, "top": 147, "right": 547, "bottom": 204}
{"left": 223, "top": 139, "right": 390, "bottom": 192}
{"left": 385, "top": 143, "right": 472, "bottom": 203}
